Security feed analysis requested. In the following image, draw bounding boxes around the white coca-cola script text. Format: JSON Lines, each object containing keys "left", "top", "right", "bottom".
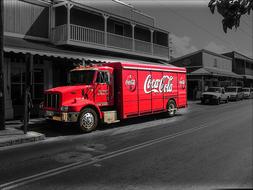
{"left": 144, "top": 75, "right": 173, "bottom": 94}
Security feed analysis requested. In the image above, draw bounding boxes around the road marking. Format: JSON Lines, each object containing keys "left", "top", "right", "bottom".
{"left": 0, "top": 124, "right": 209, "bottom": 190}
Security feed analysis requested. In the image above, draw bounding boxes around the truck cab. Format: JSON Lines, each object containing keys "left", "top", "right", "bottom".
{"left": 44, "top": 64, "right": 114, "bottom": 132}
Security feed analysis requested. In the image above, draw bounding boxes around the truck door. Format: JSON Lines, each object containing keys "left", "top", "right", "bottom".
{"left": 177, "top": 73, "right": 187, "bottom": 107}
{"left": 95, "top": 71, "right": 110, "bottom": 106}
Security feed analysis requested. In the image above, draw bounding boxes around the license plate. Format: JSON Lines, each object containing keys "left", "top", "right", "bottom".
{"left": 46, "top": 111, "right": 54, "bottom": 116}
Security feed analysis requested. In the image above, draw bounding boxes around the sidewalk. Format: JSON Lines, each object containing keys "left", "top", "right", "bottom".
{"left": 0, "top": 118, "right": 46, "bottom": 148}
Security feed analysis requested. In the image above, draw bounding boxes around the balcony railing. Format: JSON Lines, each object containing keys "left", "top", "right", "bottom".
{"left": 107, "top": 32, "right": 132, "bottom": 51}
{"left": 154, "top": 44, "right": 169, "bottom": 58}
{"left": 51, "top": 24, "right": 67, "bottom": 43}
{"left": 51, "top": 24, "right": 169, "bottom": 59}
{"left": 135, "top": 39, "right": 152, "bottom": 54}
{"left": 70, "top": 24, "right": 105, "bottom": 45}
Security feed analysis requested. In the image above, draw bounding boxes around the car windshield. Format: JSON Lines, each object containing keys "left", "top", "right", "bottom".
{"left": 69, "top": 70, "right": 95, "bottom": 85}
{"left": 206, "top": 87, "right": 221, "bottom": 93}
{"left": 242, "top": 88, "right": 250, "bottom": 92}
{"left": 226, "top": 88, "right": 237, "bottom": 92}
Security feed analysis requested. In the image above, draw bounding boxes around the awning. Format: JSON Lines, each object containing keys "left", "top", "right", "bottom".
{"left": 4, "top": 36, "right": 172, "bottom": 66}
{"left": 189, "top": 67, "right": 242, "bottom": 79}
{"left": 4, "top": 36, "right": 114, "bottom": 61}
{"left": 242, "top": 75, "right": 253, "bottom": 80}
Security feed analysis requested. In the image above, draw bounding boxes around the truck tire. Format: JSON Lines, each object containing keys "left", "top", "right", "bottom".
{"left": 167, "top": 99, "right": 176, "bottom": 117}
{"left": 79, "top": 108, "right": 98, "bottom": 133}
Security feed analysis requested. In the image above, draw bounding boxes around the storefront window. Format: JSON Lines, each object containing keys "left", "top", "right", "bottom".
{"left": 11, "top": 61, "right": 44, "bottom": 105}
{"left": 32, "top": 69, "right": 44, "bottom": 103}
{"left": 11, "top": 67, "right": 25, "bottom": 105}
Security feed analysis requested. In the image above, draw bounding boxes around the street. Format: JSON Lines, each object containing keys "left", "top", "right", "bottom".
{"left": 0, "top": 99, "right": 252, "bottom": 190}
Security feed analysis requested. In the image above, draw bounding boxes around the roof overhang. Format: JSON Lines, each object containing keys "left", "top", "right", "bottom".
{"left": 189, "top": 67, "right": 242, "bottom": 79}
{"left": 4, "top": 36, "right": 169, "bottom": 65}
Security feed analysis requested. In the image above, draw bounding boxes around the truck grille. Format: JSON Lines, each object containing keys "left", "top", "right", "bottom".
{"left": 44, "top": 93, "right": 60, "bottom": 109}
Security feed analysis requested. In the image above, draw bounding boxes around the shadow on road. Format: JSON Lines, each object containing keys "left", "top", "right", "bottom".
{"left": 27, "top": 113, "right": 184, "bottom": 138}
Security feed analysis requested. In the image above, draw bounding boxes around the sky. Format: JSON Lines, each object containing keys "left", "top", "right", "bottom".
{"left": 124, "top": 0, "right": 253, "bottom": 58}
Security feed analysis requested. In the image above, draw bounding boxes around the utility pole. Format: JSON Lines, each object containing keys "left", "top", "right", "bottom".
{"left": 0, "top": 0, "right": 5, "bottom": 130}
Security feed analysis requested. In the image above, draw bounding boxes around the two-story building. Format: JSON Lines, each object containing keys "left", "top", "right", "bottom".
{"left": 3, "top": 0, "right": 171, "bottom": 119}
{"left": 223, "top": 51, "right": 253, "bottom": 88}
{"left": 169, "top": 49, "right": 242, "bottom": 100}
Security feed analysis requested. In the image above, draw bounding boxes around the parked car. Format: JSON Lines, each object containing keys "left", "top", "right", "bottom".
{"left": 242, "top": 88, "right": 251, "bottom": 99}
{"left": 225, "top": 86, "right": 244, "bottom": 101}
{"left": 201, "top": 87, "right": 229, "bottom": 105}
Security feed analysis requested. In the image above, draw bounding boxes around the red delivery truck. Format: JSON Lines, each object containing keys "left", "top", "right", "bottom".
{"left": 43, "top": 62, "right": 187, "bottom": 132}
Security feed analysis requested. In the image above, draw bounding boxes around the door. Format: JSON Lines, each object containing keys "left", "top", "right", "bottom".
{"left": 177, "top": 73, "right": 187, "bottom": 107}
{"left": 95, "top": 71, "right": 110, "bottom": 106}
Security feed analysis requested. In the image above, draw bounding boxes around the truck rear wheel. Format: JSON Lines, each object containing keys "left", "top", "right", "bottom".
{"left": 79, "top": 108, "right": 98, "bottom": 133}
{"left": 167, "top": 100, "right": 176, "bottom": 117}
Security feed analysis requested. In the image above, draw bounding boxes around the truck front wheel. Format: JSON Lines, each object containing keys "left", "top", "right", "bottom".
{"left": 167, "top": 100, "right": 176, "bottom": 117}
{"left": 79, "top": 108, "right": 98, "bottom": 132}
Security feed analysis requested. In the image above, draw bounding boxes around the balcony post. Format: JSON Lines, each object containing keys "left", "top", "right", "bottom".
{"left": 103, "top": 14, "right": 109, "bottom": 47}
{"left": 150, "top": 29, "right": 154, "bottom": 55}
{"left": 66, "top": 3, "right": 73, "bottom": 41}
{"left": 131, "top": 23, "right": 135, "bottom": 51}
{"left": 49, "top": 6, "right": 55, "bottom": 42}
{"left": 168, "top": 32, "right": 172, "bottom": 60}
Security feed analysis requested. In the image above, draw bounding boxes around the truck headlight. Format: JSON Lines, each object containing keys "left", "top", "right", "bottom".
{"left": 60, "top": 106, "right": 69, "bottom": 112}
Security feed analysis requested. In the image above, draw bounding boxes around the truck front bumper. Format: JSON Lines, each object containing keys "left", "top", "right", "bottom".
{"left": 44, "top": 110, "right": 79, "bottom": 122}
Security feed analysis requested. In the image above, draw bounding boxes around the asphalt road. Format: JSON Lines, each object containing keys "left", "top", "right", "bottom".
{"left": 0, "top": 100, "right": 252, "bottom": 190}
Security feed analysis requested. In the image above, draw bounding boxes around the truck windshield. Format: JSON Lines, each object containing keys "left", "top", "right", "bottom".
{"left": 207, "top": 88, "right": 221, "bottom": 93}
{"left": 226, "top": 88, "right": 236, "bottom": 92}
{"left": 69, "top": 70, "right": 95, "bottom": 85}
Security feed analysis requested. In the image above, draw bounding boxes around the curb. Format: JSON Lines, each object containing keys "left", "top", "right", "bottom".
{"left": 0, "top": 132, "right": 46, "bottom": 148}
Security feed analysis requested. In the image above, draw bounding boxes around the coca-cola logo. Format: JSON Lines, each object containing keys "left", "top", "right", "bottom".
{"left": 125, "top": 75, "right": 136, "bottom": 92}
{"left": 179, "top": 78, "right": 186, "bottom": 89}
{"left": 144, "top": 75, "right": 173, "bottom": 94}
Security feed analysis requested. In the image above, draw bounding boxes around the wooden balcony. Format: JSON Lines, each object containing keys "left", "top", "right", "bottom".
{"left": 51, "top": 24, "right": 169, "bottom": 60}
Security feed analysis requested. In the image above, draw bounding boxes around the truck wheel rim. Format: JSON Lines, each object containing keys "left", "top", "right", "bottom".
{"left": 81, "top": 113, "right": 94, "bottom": 129}
{"left": 168, "top": 104, "right": 175, "bottom": 115}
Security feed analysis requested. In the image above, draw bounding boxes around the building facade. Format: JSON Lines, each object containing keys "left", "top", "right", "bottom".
{"left": 223, "top": 51, "right": 253, "bottom": 88}
{"left": 3, "top": 0, "right": 170, "bottom": 119}
{"left": 169, "top": 50, "right": 243, "bottom": 100}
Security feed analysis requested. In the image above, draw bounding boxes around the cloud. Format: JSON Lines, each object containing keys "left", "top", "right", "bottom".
{"left": 170, "top": 34, "right": 198, "bottom": 58}
{"left": 204, "top": 42, "right": 228, "bottom": 54}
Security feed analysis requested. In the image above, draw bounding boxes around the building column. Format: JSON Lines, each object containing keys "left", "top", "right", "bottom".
{"left": 131, "top": 23, "right": 136, "bottom": 51}
{"left": 168, "top": 32, "right": 172, "bottom": 60}
{"left": 150, "top": 29, "right": 154, "bottom": 55}
{"left": 66, "top": 3, "right": 74, "bottom": 41}
{"left": 103, "top": 14, "right": 109, "bottom": 47}
{"left": 49, "top": 6, "right": 55, "bottom": 42}
{"left": 201, "top": 75, "right": 205, "bottom": 92}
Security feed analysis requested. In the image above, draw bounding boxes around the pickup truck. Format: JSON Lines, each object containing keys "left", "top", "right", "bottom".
{"left": 201, "top": 87, "right": 229, "bottom": 105}
{"left": 242, "top": 88, "right": 251, "bottom": 99}
{"left": 226, "top": 86, "right": 244, "bottom": 101}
